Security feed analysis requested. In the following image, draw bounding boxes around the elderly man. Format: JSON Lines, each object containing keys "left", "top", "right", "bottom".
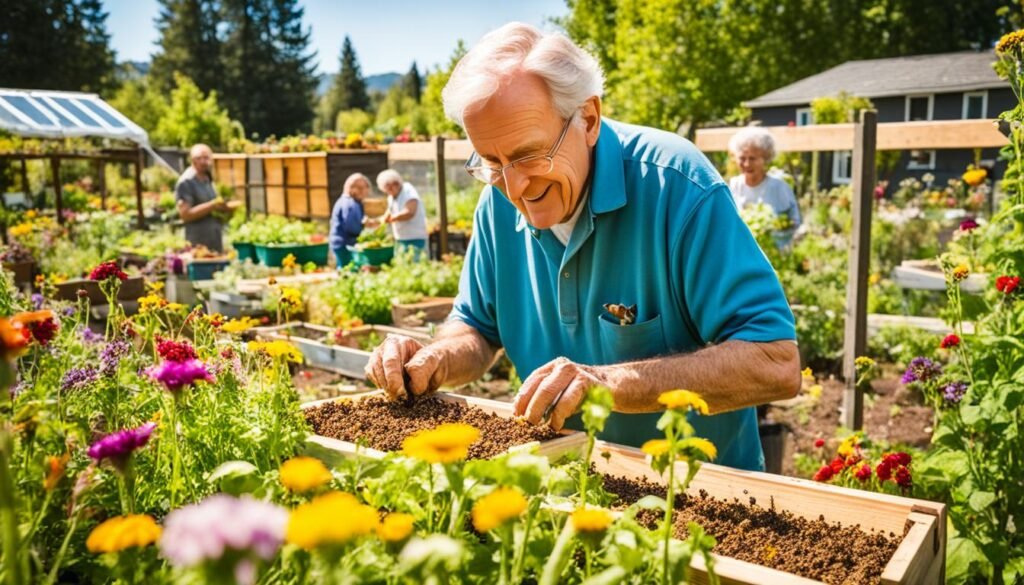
{"left": 175, "top": 143, "right": 228, "bottom": 253}
{"left": 365, "top": 23, "right": 800, "bottom": 471}
{"left": 330, "top": 172, "right": 372, "bottom": 268}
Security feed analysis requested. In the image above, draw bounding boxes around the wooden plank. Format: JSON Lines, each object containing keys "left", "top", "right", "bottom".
{"left": 285, "top": 158, "right": 308, "bottom": 217}
{"left": 388, "top": 140, "right": 474, "bottom": 162}
{"left": 50, "top": 156, "right": 62, "bottom": 224}
{"left": 695, "top": 119, "right": 1007, "bottom": 152}
{"left": 842, "top": 110, "right": 876, "bottom": 431}
{"left": 264, "top": 159, "right": 285, "bottom": 215}
{"left": 134, "top": 147, "right": 145, "bottom": 229}
{"left": 879, "top": 512, "right": 938, "bottom": 585}
{"left": 436, "top": 137, "right": 449, "bottom": 257}
{"left": 867, "top": 313, "right": 975, "bottom": 336}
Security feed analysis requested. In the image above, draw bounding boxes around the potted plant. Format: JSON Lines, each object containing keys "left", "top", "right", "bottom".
{"left": 248, "top": 216, "right": 329, "bottom": 267}
{"left": 0, "top": 243, "right": 35, "bottom": 286}
{"left": 347, "top": 223, "right": 394, "bottom": 267}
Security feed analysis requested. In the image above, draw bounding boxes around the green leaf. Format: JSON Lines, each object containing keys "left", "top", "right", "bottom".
{"left": 946, "top": 536, "right": 988, "bottom": 584}
{"left": 960, "top": 404, "right": 984, "bottom": 426}
{"left": 968, "top": 491, "right": 996, "bottom": 512}
{"left": 206, "top": 460, "right": 261, "bottom": 496}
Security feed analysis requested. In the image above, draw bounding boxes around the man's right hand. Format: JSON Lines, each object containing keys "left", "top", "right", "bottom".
{"left": 365, "top": 335, "right": 448, "bottom": 400}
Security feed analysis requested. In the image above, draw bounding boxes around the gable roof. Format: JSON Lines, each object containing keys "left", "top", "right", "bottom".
{"left": 744, "top": 51, "right": 1006, "bottom": 109}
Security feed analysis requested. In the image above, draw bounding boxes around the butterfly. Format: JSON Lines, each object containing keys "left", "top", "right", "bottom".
{"left": 603, "top": 303, "right": 637, "bottom": 326}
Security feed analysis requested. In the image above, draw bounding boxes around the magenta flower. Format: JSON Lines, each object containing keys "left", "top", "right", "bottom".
{"left": 87, "top": 422, "right": 156, "bottom": 469}
{"left": 159, "top": 494, "right": 287, "bottom": 584}
{"left": 147, "top": 359, "right": 213, "bottom": 392}
{"left": 959, "top": 218, "right": 979, "bottom": 232}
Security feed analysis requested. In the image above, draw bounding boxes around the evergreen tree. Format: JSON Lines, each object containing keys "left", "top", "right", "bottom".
{"left": 0, "top": 0, "right": 115, "bottom": 93}
{"left": 149, "top": 0, "right": 222, "bottom": 95}
{"left": 318, "top": 36, "right": 370, "bottom": 131}
{"left": 403, "top": 61, "right": 423, "bottom": 103}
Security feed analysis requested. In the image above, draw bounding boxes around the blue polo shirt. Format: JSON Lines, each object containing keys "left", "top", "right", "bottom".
{"left": 451, "top": 118, "right": 796, "bottom": 471}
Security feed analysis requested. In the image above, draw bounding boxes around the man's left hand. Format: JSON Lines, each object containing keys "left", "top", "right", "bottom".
{"left": 513, "top": 357, "right": 608, "bottom": 430}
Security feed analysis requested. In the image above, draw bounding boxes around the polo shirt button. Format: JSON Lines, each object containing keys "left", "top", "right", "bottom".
{"left": 563, "top": 271, "right": 570, "bottom": 278}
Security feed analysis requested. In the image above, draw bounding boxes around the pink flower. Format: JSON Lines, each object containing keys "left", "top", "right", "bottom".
{"left": 147, "top": 359, "right": 213, "bottom": 392}
{"left": 959, "top": 218, "right": 979, "bottom": 232}
{"left": 87, "top": 422, "right": 156, "bottom": 470}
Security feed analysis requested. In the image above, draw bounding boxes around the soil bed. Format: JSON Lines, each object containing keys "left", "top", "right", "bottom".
{"left": 601, "top": 474, "right": 903, "bottom": 585}
{"left": 305, "top": 395, "right": 559, "bottom": 459}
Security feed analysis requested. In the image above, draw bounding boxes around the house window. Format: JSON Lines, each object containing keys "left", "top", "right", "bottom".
{"left": 963, "top": 91, "right": 988, "bottom": 119}
{"left": 905, "top": 95, "right": 935, "bottom": 169}
{"left": 907, "top": 149, "right": 936, "bottom": 170}
{"left": 832, "top": 151, "right": 852, "bottom": 184}
{"left": 795, "top": 108, "right": 812, "bottom": 126}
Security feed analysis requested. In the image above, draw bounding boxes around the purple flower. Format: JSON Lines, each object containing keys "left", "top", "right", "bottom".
{"left": 100, "top": 340, "right": 131, "bottom": 377}
{"left": 901, "top": 357, "right": 942, "bottom": 384}
{"left": 159, "top": 494, "right": 287, "bottom": 579}
{"left": 80, "top": 327, "right": 102, "bottom": 344}
{"left": 166, "top": 253, "right": 185, "bottom": 275}
{"left": 30, "top": 293, "right": 44, "bottom": 310}
{"left": 147, "top": 359, "right": 213, "bottom": 392}
{"left": 87, "top": 422, "right": 156, "bottom": 469}
{"left": 942, "top": 381, "right": 968, "bottom": 404}
{"left": 61, "top": 367, "right": 98, "bottom": 392}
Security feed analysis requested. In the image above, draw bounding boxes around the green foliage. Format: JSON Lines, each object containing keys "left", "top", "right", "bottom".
{"left": 420, "top": 41, "right": 468, "bottom": 138}
{"left": 109, "top": 77, "right": 170, "bottom": 137}
{"left": 241, "top": 215, "right": 321, "bottom": 246}
{"left": 318, "top": 36, "right": 371, "bottom": 133}
{"left": 150, "top": 0, "right": 222, "bottom": 96}
{"left": 403, "top": 61, "right": 423, "bottom": 103}
{"left": 866, "top": 325, "right": 940, "bottom": 368}
{"left": 810, "top": 92, "right": 874, "bottom": 124}
{"left": 335, "top": 109, "right": 374, "bottom": 135}
{"left": 153, "top": 73, "right": 242, "bottom": 149}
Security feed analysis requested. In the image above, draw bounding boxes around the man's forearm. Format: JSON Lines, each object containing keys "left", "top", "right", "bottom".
{"left": 430, "top": 321, "right": 500, "bottom": 387}
{"left": 180, "top": 199, "right": 218, "bottom": 223}
{"left": 600, "top": 340, "right": 801, "bottom": 414}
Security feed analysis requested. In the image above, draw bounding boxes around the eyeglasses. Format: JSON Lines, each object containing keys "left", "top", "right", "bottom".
{"left": 464, "top": 113, "right": 576, "bottom": 185}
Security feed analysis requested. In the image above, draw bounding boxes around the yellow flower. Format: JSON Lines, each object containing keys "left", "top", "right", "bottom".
{"left": 9, "top": 223, "right": 32, "bottom": 237}
{"left": 282, "top": 254, "right": 297, "bottom": 270}
{"left": 807, "top": 384, "right": 823, "bottom": 400}
{"left": 86, "top": 515, "right": 162, "bottom": 553}
{"left": 657, "top": 389, "right": 709, "bottom": 415}
{"left": 248, "top": 340, "right": 303, "bottom": 363}
{"left": 641, "top": 439, "right": 669, "bottom": 458}
{"left": 24, "top": 210, "right": 37, "bottom": 220}
{"left": 678, "top": 437, "right": 717, "bottom": 461}
{"left": 137, "top": 293, "right": 168, "bottom": 313}
{"left": 801, "top": 367, "right": 813, "bottom": 380}
{"left": 854, "top": 356, "right": 876, "bottom": 370}
{"left": 279, "top": 456, "right": 332, "bottom": 493}
{"left": 43, "top": 453, "right": 69, "bottom": 491}
{"left": 952, "top": 264, "right": 970, "bottom": 282}
{"left": 869, "top": 273, "right": 881, "bottom": 286}
{"left": 471, "top": 487, "right": 528, "bottom": 532}
{"left": 837, "top": 434, "right": 862, "bottom": 458}
{"left": 962, "top": 168, "right": 987, "bottom": 187}
{"left": 166, "top": 303, "right": 186, "bottom": 313}
{"left": 997, "top": 29, "right": 1024, "bottom": 56}
{"left": 286, "top": 492, "right": 378, "bottom": 549}
{"left": 146, "top": 280, "right": 165, "bottom": 294}
{"left": 401, "top": 423, "right": 480, "bottom": 464}
{"left": 221, "top": 316, "right": 259, "bottom": 334}
{"left": 571, "top": 507, "right": 613, "bottom": 533}
{"left": 377, "top": 513, "right": 415, "bottom": 543}
{"left": 279, "top": 287, "right": 302, "bottom": 308}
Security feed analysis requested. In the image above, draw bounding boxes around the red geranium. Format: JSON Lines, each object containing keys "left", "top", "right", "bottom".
{"left": 854, "top": 463, "right": 872, "bottom": 482}
{"left": 812, "top": 465, "right": 835, "bottom": 482}
{"left": 995, "top": 275, "right": 1020, "bottom": 294}
{"left": 875, "top": 460, "right": 893, "bottom": 481}
{"left": 88, "top": 261, "right": 128, "bottom": 282}
{"left": 157, "top": 339, "right": 197, "bottom": 363}
{"left": 894, "top": 466, "right": 912, "bottom": 489}
{"left": 829, "top": 455, "right": 847, "bottom": 474}
{"left": 814, "top": 438, "right": 825, "bottom": 448}
{"left": 940, "top": 334, "right": 960, "bottom": 349}
{"left": 884, "top": 452, "right": 912, "bottom": 467}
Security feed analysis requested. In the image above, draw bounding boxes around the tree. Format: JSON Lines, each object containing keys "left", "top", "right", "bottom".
{"left": 149, "top": 0, "right": 222, "bottom": 95}
{"left": 0, "top": 0, "right": 115, "bottom": 93}
{"left": 154, "top": 73, "right": 241, "bottom": 149}
{"left": 318, "top": 36, "right": 371, "bottom": 132}
{"left": 420, "top": 40, "right": 468, "bottom": 138}
{"left": 109, "top": 77, "right": 169, "bottom": 135}
{"left": 403, "top": 61, "right": 423, "bottom": 103}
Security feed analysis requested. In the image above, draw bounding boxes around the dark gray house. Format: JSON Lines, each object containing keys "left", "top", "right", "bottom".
{"left": 744, "top": 51, "right": 1013, "bottom": 189}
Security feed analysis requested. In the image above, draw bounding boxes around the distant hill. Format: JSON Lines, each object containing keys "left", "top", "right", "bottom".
{"left": 316, "top": 72, "right": 401, "bottom": 95}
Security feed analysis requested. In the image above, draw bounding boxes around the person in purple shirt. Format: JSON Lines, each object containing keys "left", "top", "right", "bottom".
{"left": 329, "top": 173, "right": 372, "bottom": 268}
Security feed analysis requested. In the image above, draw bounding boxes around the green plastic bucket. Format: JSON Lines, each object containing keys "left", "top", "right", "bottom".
{"left": 348, "top": 245, "right": 394, "bottom": 267}
{"left": 232, "top": 242, "right": 257, "bottom": 262}
{"left": 255, "top": 243, "right": 330, "bottom": 267}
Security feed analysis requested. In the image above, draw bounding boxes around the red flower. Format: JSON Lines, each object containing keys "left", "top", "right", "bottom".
{"left": 156, "top": 339, "right": 197, "bottom": 363}
{"left": 884, "top": 452, "right": 912, "bottom": 467}
{"left": 844, "top": 454, "right": 862, "bottom": 468}
{"left": 814, "top": 438, "right": 825, "bottom": 448}
{"left": 876, "top": 461, "right": 893, "bottom": 481}
{"left": 894, "top": 466, "right": 912, "bottom": 489}
{"left": 959, "top": 218, "right": 979, "bottom": 232}
{"left": 812, "top": 465, "right": 835, "bottom": 482}
{"left": 11, "top": 311, "right": 58, "bottom": 347}
{"left": 940, "top": 334, "right": 960, "bottom": 349}
{"left": 854, "top": 463, "right": 872, "bottom": 482}
{"left": 88, "top": 261, "right": 128, "bottom": 282}
{"left": 995, "top": 275, "right": 1020, "bottom": 294}
{"left": 28, "top": 318, "right": 58, "bottom": 346}
{"left": 829, "top": 455, "right": 846, "bottom": 474}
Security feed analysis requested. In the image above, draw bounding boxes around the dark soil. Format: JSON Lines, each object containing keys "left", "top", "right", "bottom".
{"left": 602, "top": 475, "right": 903, "bottom": 585}
{"left": 305, "top": 395, "right": 559, "bottom": 459}
{"left": 291, "top": 367, "right": 374, "bottom": 402}
{"left": 765, "top": 376, "right": 933, "bottom": 477}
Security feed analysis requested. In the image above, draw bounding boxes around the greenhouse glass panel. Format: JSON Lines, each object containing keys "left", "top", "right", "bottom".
{"left": 2, "top": 96, "right": 54, "bottom": 126}
{"left": 79, "top": 99, "right": 125, "bottom": 128}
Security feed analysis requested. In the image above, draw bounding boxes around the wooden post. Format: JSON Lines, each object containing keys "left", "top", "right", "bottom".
{"left": 96, "top": 160, "right": 107, "bottom": 208}
{"left": 51, "top": 157, "right": 63, "bottom": 225}
{"left": 282, "top": 165, "right": 290, "bottom": 218}
{"left": 244, "top": 156, "right": 251, "bottom": 219}
{"left": 134, "top": 147, "right": 145, "bottom": 229}
{"left": 842, "top": 110, "right": 877, "bottom": 431}
{"left": 19, "top": 159, "right": 29, "bottom": 199}
{"left": 435, "top": 136, "right": 449, "bottom": 259}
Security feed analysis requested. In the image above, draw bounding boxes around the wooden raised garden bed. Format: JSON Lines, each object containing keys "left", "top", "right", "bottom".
{"left": 390, "top": 296, "right": 454, "bottom": 327}
{"left": 592, "top": 442, "right": 945, "bottom": 585}
{"left": 254, "top": 321, "right": 432, "bottom": 378}
{"left": 54, "top": 275, "right": 145, "bottom": 304}
{"left": 300, "top": 391, "right": 586, "bottom": 464}
{"left": 893, "top": 259, "right": 985, "bottom": 293}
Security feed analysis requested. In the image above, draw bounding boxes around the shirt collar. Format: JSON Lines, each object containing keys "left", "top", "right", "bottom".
{"left": 514, "top": 118, "right": 626, "bottom": 233}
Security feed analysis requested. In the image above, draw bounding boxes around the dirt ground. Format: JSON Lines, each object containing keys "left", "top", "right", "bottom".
{"left": 764, "top": 376, "right": 934, "bottom": 477}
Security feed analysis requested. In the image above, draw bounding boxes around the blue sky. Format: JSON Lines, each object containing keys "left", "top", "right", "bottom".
{"left": 105, "top": 0, "right": 569, "bottom": 76}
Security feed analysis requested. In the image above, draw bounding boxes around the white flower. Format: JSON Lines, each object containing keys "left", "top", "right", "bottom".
{"left": 399, "top": 535, "right": 464, "bottom": 572}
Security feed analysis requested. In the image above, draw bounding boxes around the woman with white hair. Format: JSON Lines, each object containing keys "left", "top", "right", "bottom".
{"left": 329, "top": 172, "right": 371, "bottom": 269}
{"left": 377, "top": 169, "right": 428, "bottom": 260}
{"left": 727, "top": 126, "right": 801, "bottom": 246}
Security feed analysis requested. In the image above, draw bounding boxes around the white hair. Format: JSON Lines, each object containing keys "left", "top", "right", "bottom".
{"left": 728, "top": 126, "right": 777, "bottom": 160}
{"left": 442, "top": 22, "right": 604, "bottom": 127}
{"left": 343, "top": 172, "right": 369, "bottom": 192}
{"left": 376, "top": 169, "right": 403, "bottom": 189}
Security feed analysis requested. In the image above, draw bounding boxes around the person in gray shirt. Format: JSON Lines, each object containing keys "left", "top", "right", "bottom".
{"left": 175, "top": 143, "right": 229, "bottom": 253}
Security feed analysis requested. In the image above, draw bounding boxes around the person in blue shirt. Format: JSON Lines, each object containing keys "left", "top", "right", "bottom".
{"left": 364, "top": 22, "right": 801, "bottom": 471}
{"left": 329, "top": 173, "right": 371, "bottom": 269}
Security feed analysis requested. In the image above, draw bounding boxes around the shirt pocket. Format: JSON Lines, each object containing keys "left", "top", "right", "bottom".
{"left": 597, "top": 312, "right": 668, "bottom": 362}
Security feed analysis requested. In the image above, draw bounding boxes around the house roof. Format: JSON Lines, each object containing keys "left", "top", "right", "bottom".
{"left": 0, "top": 88, "right": 148, "bottom": 144}
{"left": 744, "top": 51, "right": 1007, "bottom": 109}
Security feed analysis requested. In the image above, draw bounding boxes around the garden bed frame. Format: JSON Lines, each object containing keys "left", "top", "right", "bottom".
{"left": 254, "top": 321, "right": 432, "bottom": 378}
{"left": 592, "top": 441, "right": 945, "bottom": 585}
{"left": 299, "top": 391, "right": 587, "bottom": 464}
